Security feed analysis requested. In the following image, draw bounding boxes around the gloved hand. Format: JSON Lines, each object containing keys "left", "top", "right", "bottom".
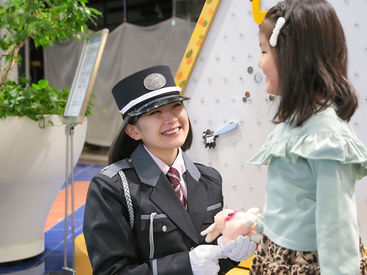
{"left": 189, "top": 244, "right": 225, "bottom": 275}
{"left": 217, "top": 235, "right": 256, "bottom": 262}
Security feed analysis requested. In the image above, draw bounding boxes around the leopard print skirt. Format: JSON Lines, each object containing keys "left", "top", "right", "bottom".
{"left": 249, "top": 235, "right": 367, "bottom": 275}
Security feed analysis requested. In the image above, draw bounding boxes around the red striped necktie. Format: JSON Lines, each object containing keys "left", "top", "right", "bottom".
{"left": 167, "top": 167, "right": 187, "bottom": 207}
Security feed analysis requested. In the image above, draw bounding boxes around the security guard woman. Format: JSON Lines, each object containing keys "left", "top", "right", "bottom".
{"left": 83, "top": 65, "right": 238, "bottom": 275}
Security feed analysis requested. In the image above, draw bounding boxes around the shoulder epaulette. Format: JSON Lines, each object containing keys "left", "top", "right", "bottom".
{"left": 100, "top": 158, "right": 133, "bottom": 178}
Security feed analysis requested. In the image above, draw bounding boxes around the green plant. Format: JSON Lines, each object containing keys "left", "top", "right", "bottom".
{"left": 0, "top": 78, "right": 93, "bottom": 126}
{"left": 0, "top": 0, "right": 100, "bottom": 121}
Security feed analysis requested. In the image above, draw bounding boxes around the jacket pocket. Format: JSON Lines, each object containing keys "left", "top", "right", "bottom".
{"left": 140, "top": 213, "right": 177, "bottom": 233}
{"left": 204, "top": 202, "right": 222, "bottom": 224}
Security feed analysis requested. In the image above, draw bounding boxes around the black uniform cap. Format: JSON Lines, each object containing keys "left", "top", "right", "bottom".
{"left": 112, "top": 65, "right": 189, "bottom": 119}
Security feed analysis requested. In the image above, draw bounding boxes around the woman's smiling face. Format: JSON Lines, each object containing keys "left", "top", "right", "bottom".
{"left": 125, "top": 101, "right": 189, "bottom": 161}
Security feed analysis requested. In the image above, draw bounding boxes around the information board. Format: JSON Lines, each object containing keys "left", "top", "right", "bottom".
{"left": 64, "top": 28, "right": 109, "bottom": 124}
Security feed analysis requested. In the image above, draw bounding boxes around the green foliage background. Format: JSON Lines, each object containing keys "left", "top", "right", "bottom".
{"left": 0, "top": 78, "right": 93, "bottom": 122}
{"left": 0, "top": 0, "right": 100, "bottom": 122}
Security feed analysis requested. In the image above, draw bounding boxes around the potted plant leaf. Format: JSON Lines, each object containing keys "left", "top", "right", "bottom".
{"left": 0, "top": 0, "right": 100, "bottom": 263}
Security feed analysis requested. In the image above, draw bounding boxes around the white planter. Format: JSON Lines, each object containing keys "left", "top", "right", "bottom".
{"left": 0, "top": 115, "right": 87, "bottom": 263}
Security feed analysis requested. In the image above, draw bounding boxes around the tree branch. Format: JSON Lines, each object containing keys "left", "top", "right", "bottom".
{"left": 0, "top": 39, "right": 25, "bottom": 86}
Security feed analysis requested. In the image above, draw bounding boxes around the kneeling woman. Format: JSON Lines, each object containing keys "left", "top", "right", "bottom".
{"left": 83, "top": 65, "right": 237, "bottom": 275}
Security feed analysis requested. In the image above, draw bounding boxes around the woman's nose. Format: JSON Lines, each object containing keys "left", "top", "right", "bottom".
{"left": 162, "top": 111, "right": 177, "bottom": 122}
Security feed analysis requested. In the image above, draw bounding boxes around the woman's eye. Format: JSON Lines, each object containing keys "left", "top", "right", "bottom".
{"left": 173, "top": 103, "right": 183, "bottom": 108}
{"left": 148, "top": 110, "right": 160, "bottom": 116}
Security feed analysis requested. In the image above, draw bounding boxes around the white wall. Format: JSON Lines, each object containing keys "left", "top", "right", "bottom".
{"left": 184, "top": 0, "right": 367, "bottom": 243}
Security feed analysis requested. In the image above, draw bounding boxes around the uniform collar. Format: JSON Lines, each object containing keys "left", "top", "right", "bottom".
{"left": 132, "top": 143, "right": 200, "bottom": 186}
{"left": 143, "top": 145, "right": 186, "bottom": 177}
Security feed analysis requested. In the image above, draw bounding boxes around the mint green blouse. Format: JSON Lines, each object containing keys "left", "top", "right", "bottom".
{"left": 249, "top": 107, "right": 367, "bottom": 274}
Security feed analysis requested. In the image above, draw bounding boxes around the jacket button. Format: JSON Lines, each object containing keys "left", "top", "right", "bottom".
{"left": 162, "top": 225, "right": 167, "bottom": 232}
{"left": 128, "top": 158, "right": 133, "bottom": 163}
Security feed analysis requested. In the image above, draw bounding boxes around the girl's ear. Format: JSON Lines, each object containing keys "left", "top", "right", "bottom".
{"left": 125, "top": 124, "right": 141, "bottom": 141}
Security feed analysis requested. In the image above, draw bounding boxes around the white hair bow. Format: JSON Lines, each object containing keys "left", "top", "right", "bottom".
{"left": 269, "top": 17, "right": 286, "bottom": 47}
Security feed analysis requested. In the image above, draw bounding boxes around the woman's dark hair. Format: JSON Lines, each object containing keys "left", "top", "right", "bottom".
{"left": 260, "top": 0, "right": 358, "bottom": 126}
{"left": 108, "top": 116, "right": 193, "bottom": 164}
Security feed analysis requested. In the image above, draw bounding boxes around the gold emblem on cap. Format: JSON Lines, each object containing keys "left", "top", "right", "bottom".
{"left": 143, "top": 73, "right": 166, "bottom": 90}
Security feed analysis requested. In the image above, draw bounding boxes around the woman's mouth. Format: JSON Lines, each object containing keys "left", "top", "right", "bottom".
{"left": 162, "top": 127, "right": 181, "bottom": 136}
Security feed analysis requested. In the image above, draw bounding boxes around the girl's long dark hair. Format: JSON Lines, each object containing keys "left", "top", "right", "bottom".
{"left": 108, "top": 118, "right": 193, "bottom": 164}
{"left": 261, "top": 0, "right": 358, "bottom": 127}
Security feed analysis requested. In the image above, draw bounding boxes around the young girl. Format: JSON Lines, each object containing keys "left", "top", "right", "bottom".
{"left": 83, "top": 65, "right": 236, "bottom": 275}
{"left": 220, "top": 0, "right": 367, "bottom": 274}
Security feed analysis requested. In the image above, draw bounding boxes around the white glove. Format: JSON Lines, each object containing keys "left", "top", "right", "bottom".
{"left": 189, "top": 244, "right": 225, "bottom": 275}
{"left": 217, "top": 235, "right": 256, "bottom": 262}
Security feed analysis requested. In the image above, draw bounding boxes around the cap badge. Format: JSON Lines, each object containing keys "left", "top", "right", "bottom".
{"left": 143, "top": 73, "right": 166, "bottom": 90}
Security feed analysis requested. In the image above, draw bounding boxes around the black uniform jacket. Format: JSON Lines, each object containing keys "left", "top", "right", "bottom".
{"left": 83, "top": 143, "right": 227, "bottom": 275}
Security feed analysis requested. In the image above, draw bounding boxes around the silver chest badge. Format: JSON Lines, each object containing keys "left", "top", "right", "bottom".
{"left": 144, "top": 73, "right": 166, "bottom": 90}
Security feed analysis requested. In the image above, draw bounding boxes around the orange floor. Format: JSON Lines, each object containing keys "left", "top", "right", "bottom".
{"left": 44, "top": 181, "right": 90, "bottom": 232}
